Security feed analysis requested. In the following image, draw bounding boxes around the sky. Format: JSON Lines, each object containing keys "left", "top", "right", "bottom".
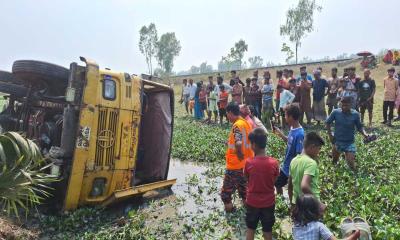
{"left": 0, "top": 0, "right": 399, "bottom": 75}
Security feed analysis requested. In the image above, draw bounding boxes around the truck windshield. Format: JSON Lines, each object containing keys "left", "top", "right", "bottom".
{"left": 103, "top": 78, "right": 116, "bottom": 100}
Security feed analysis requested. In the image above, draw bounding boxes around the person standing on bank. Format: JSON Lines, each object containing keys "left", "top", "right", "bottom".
{"left": 188, "top": 78, "right": 197, "bottom": 115}
{"left": 232, "top": 78, "right": 244, "bottom": 104}
{"left": 261, "top": 71, "right": 275, "bottom": 129}
{"left": 327, "top": 68, "right": 340, "bottom": 114}
{"left": 326, "top": 97, "right": 370, "bottom": 172}
{"left": 221, "top": 102, "right": 253, "bottom": 212}
{"left": 206, "top": 76, "right": 216, "bottom": 122}
{"left": 181, "top": 78, "right": 191, "bottom": 114}
{"left": 312, "top": 70, "right": 329, "bottom": 125}
{"left": 244, "top": 78, "right": 252, "bottom": 105}
{"left": 230, "top": 70, "right": 245, "bottom": 87}
{"left": 358, "top": 69, "right": 376, "bottom": 127}
{"left": 382, "top": 67, "right": 399, "bottom": 126}
{"left": 249, "top": 77, "right": 261, "bottom": 118}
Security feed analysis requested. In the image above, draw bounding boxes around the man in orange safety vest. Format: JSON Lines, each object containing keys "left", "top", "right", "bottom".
{"left": 221, "top": 101, "right": 254, "bottom": 212}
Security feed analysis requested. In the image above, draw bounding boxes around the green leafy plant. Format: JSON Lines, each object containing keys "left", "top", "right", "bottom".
{"left": 0, "top": 132, "right": 56, "bottom": 217}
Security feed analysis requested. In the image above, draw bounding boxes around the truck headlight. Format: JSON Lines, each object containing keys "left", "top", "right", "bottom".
{"left": 90, "top": 178, "right": 106, "bottom": 197}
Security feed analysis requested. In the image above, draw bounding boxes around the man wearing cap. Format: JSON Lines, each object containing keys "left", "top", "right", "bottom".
{"left": 358, "top": 69, "right": 376, "bottom": 127}
{"left": 382, "top": 67, "right": 399, "bottom": 126}
{"left": 312, "top": 70, "right": 329, "bottom": 125}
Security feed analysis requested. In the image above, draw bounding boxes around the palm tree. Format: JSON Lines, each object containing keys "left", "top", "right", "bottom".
{"left": 0, "top": 132, "right": 57, "bottom": 217}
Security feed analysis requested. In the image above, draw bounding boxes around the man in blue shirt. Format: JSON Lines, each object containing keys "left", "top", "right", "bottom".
{"left": 326, "top": 97, "right": 369, "bottom": 172}
{"left": 273, "top": 103, "right": 304, "bottom": 195}
{"left": 312, "top": 70, "right": 329, "bottom": 125}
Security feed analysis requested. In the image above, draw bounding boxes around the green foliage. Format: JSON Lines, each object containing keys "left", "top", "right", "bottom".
{"left": 280, "top": 0, "right": 322, "bottom": 63}
{"left": 248, "top": 56, "right": 264, "bottom": 68}
{"left": 171, "top": 116, "right": 229, "bottom": 163}
{"left": 229, "top": 39, "right": 248, "bottom": 65}
{"left": 156, "top": 32, "right": 181, "bottom": 74}
{"left": 218, "top": 39, "right": 249, "bottom": 71}
{"left": 139, "top": 23, "right": 158, "bottom": 75}
{"left": 281, "top": 43, "right": 294, "bottom": 63}
{"left": 0, "top": 132, "right": 56, "bottom": 217}
{"left": 172, "top": 114, "right": 400, "bottom": 238}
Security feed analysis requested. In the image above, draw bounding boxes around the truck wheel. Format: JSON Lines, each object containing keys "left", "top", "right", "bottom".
{"left": 12, "top": 60, "right": 69, "bottom": 96}
{"left": 0, "top": 70, "right": 24, "bottom": 85}
{"left": 0, "top": 82, "right": 28, "bottom": 98}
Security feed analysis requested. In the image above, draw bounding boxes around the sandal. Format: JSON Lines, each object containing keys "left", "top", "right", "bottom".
{"left": 340, "top": 217, "right": 358, "bottom": 238}
{"left": 353, "top": 217, "right": 372, "bottom": 240}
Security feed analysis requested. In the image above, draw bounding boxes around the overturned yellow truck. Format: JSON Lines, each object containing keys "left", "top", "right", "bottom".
{"left": 0, "top": 57, "right": 176, "bottom": 210}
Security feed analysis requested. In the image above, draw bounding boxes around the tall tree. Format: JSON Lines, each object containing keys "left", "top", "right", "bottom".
{"left": 248, "top": 56, "right": 264, "bottom": 68}
{"left": 156, "top": 32, "right": 181, "bottom": 74}
{"left": 280, "top": 0, "right": 321, "bottom": 63}
{"left": 139, "top": 23, "right": 158, "bottom": 75}
{"left": 228, "top": 39, "right": 248, "bottom": 69}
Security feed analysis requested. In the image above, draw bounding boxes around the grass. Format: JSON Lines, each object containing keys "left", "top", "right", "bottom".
{"left": 170, "top": 75, "right": 400, "bottom": 239}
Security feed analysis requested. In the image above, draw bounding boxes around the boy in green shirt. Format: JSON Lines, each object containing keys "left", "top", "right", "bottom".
{"left": 288, "top": 132, "right": 325, "bottom": 205}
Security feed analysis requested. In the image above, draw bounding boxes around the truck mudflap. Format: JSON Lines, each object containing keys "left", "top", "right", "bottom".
{"left": 100, "top": 178, "right": 177, "bottom": 207}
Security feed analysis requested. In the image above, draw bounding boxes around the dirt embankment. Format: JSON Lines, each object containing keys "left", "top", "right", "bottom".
{"left": 168, "top": 58, "right": 360, "bottom": 83}
{"left": 0, "top": 218, "right": 38, "bottom": 240}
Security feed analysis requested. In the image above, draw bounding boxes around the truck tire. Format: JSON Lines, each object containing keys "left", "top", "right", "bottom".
{"left": 12, "top": 60, "right": 69, "bottom": 96}
{"left": 0, "top": 70, "right": 24, "bottom": 85}
{"left": 0, "top": 82, "right": 28, "bottom": 98}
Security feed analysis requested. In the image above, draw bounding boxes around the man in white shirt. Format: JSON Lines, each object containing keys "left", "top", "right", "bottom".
{"left": 277, "top": 84, "right": 295, "bottom": 128}
{"left": 189, "top": 78, "right": 197, "bottom": 100}
{"left": 181, "top": 78, "right": 191, "bottom": 114}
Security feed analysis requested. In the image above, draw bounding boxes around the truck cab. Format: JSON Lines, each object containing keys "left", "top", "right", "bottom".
{"left": 0, "top": 57, "right": 176, "bottom": 210}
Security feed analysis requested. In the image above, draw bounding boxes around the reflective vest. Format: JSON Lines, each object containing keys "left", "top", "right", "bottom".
{"left": 225, "top": 117, "right": 254, "bottom": 170}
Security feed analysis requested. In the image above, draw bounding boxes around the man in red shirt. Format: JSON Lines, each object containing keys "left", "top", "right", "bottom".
{"left": 244, "top": 128, "right": 279, "bottom": 240}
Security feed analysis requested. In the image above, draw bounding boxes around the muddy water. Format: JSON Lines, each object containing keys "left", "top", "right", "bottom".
{"left": 143, "top": 159, "right": 291, "bottom": 238}
{"left": 168, "top": 159, "right": 223, "bottom": 215}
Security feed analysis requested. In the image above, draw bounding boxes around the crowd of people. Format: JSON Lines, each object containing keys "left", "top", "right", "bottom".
{"left": 221, "top": 101, "right": 371, "bottom": 240}
{"left": 180, "top": 66, "right": 400, "bottom": 128}
{"left": 177, "top": 65, "right": 397, "bottom": 239}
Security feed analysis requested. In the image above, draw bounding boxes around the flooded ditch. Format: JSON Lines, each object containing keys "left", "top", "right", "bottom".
{"left": 139, "top": 159, "right": 292, "bottom": 239}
